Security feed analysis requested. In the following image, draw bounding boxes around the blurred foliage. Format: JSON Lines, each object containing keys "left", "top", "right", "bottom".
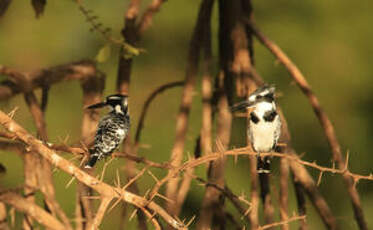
{"left": 0, "top": 0, "right": 372, "bottom": 229}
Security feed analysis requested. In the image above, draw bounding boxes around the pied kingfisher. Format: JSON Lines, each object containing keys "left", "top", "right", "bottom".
{"left": 84, "top": 94, "right": 130, "bottom": 168}
{"left": 232, "top": 85, "right": 281, "bottom": 174}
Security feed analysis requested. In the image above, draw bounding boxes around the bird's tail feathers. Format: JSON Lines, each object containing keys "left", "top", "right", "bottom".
{"left": 85, "top": 149, "right": 99, "bottom": 169}
{"left": 257, "top": 155, "right": 270, "bottom": 174}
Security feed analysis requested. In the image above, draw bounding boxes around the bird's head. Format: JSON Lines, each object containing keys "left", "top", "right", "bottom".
{"left": 231, "top": 85, "right": 276, "bottom": 112}
{"left": 86, "top": 94, "right": 129, "bottom": 115}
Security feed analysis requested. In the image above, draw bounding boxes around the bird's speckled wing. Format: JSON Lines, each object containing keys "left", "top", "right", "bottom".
{"left": 93, "top": 114, "right": 130, "bottom": 159}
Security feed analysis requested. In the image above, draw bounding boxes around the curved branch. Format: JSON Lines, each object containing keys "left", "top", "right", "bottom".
{"left": 0, "top": 192, "right": 65, "bottom": 230}
{"left": 135, "top": 81, "right": 184, "bottom": 145}
{"left": 0, "top": 60, "right": 101, "bottom": 101}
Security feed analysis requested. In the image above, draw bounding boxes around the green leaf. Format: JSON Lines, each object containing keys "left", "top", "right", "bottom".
{"left": 96, "top": 44, "right": 111, "bottom": 63}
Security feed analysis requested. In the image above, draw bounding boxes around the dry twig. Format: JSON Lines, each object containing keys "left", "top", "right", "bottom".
{"left": 257, "top": 215, "right": 306, "bottom": 230}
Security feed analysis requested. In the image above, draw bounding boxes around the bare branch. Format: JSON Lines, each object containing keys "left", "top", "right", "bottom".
{"left": 249, "top": 153, "right": 259, "bottom": 230}
{"left": 258, "top": 215, "right": 306, "bottom": 230}
{"left": 137, "top": 0, "right": 165, "bottom": 35}
{"left": 0, "top": 192, "right": 66, "bottom": 230}
{"left": 293, "top": 177, "right": 308, "bottom": 230}
{"left": 89, "top": 197, "right": 112, "bottom": 230}
{"left": 279, "top": 158, "right": 290, "bottom": 230}
{"left": 0, "top": 60, "right": 101, "bottom": 101}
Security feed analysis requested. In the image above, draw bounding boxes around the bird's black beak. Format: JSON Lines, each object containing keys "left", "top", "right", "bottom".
{"left": 86, "top": 102, "right": 107, "bottom": 109}
{"left": 230, "top": 100, "right": 254, "bottom": 112}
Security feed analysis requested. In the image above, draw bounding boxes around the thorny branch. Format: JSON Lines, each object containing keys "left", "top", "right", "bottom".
{"left": 3, "top": 137, "right": 373, "bottom": 184}
{"left": 0, "top": 110, "right": 186, "bottom": 230}
{"left": 1, "top": 108, "right": 373, "bottom": 229}
{"left": 257, "top": 215, "right": 306, "bottom": 230}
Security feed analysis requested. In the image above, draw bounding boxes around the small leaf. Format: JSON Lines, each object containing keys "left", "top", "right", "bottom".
{"left": 96, "top": 44, "right": 111, "bottom": 63}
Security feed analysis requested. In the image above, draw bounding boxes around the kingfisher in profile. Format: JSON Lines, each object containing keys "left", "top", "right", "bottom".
{"left": 231, "top": 85, "right": 281, "bottom": 173}
{"left": 84, "top": 94, "right": 130, "bottom": 168}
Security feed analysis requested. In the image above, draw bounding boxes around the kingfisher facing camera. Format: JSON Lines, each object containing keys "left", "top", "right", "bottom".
{"left": 231, "top": 85, "right": 281, "bottom": 174}
{"left": 84, "top": 94, "right": 130, "bottom": 168}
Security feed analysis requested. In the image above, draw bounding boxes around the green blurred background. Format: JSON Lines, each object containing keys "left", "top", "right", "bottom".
{"left": 0, "top": 0, "right": 372, "bottom": 229}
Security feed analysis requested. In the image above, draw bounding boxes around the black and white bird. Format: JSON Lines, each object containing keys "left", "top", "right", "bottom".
{"left": 84, "top": 94, "right": 130, "bottom": 168}
{"left": 232, "top": 85, "right": 281, "bottom": 174}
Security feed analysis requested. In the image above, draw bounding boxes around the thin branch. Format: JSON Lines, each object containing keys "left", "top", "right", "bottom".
{"left": 191, "top": 174, "right": 251, "bottom": 221}
{"left": 89, "top": 197, "right": 112, "bottom": 230}
{"left": 249, "top": 152, "right": 259, "bottom": 230}
{"left": 40, "top": 85, "right": 50, "bottom": 112}
{"left": 137, "top": 0, "right": 165, "bottom": 35}
{"left": 114, "top": 152, "right": 171, "bottom": 169}
{"left": 198, "top": 73, "right": 233, "bottom": 230}
{"left": 22, "top": 151, "right": 38, "bottom": 230}
{"left": 279, "top": 158, "right": 290, "bottom": 230}
{"left": 135, "top": 81, "right": 184, "bottom": 145}
{"left": 293, "top": 176, "right": 308, "bottom": 230}
{"left": 6, "top": 140, "right": 373, "bottom": 184}
{"left": 175, "top": 136, "right": 202, "bottom": 216}
{"left": 248, "top": 19, "right": 367, "bottom": 230}
{"left": 288, "top": 149, "right": 337, "bottom": 229}
{"left": 174, "top": 164, "right": 194, "bottom": 216}
{"left": 258, "top": 215, "right": 306, "bottom": 230}
{"left": 225, "top": 211, "right": 243, "bottom": 230}
{"left": 24, "top": 91, "right": 47, "bottom": 140}
{"left": 194, "top": 0, "right": 214, "bottom": 226}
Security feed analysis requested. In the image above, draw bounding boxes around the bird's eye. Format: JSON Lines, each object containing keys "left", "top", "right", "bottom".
{"left": 256, "top": 95, "right": 263, "bottom": 99}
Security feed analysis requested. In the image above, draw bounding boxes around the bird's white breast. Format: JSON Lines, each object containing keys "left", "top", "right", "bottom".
{"left": 249, "top": 101, "right": 280, "bottom": 153}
